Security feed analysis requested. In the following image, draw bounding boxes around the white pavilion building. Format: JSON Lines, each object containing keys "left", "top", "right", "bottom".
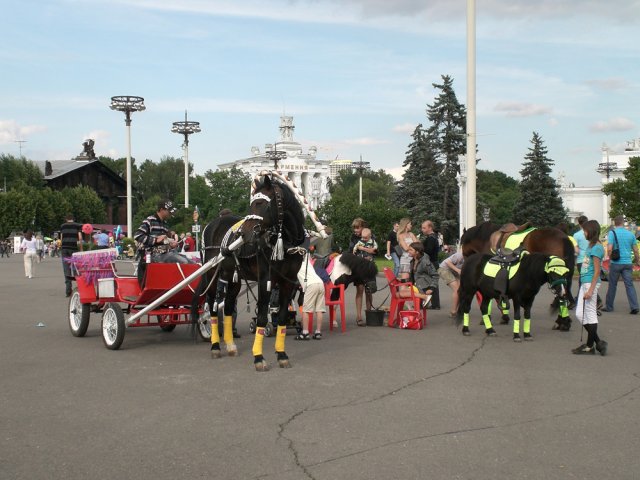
{"left": 218, "top": 116, "right": 333, "bottom": 209}
{"left": 559, "top": 137, "right": 640, "bottom": 225}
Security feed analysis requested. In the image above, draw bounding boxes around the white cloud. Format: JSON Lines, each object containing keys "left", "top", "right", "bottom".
{"left": 342, "top": 137, "right": 389, "bottom": 146}
{"left": 494, "top": 102, "right": 553, "bottom": 117}
{"left": 392, "top": 123, "right": 418, "bottom": 134}
{"left": 0, "top": 120, "right": 47, "bottom": 145}
{"left": 108, "top": 0, "right": 640, "bottom": 27}
{"left": 548, "top": 118, "right": 559, "bottom": 127}
{"left": 585, "top": 77, "right": 631, "bottom": 91}
{"left": 589, "top": 117, "right": 636, "bottom": 133}
{"left": 385, "top": 165, "right": 407, "bottom": 180}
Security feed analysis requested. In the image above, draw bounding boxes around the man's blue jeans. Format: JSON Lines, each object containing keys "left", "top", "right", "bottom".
{"left": 605, "top": 263, "right": 638, "bottom": 311}
{"left": 391, "top": 252, "right": 401, "bottom": 277}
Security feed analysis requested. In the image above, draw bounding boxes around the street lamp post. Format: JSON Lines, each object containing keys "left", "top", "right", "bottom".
{"left": 171, "top": 111, "right": 201, "bottom": 208}
{"left": 265, "top": 142, "right": 287, "bottom": 171}
{"left": 352, "top": 156, "right": 370, "bottom": 206}
{"left": 598, "top": 143, "right": 618, "bottom": 225}
{"left": 110, "top": 95, "right": 145, "bottom": 238}
{"left": 457, "top": 154, "right": 467, "bottom": 241}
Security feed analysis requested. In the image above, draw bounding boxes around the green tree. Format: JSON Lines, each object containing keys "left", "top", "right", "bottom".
{"left": 477, "top": 170, "right": 520, "bottom": 224}
{"left": 318, "top": 169, "right": 407, "bottom": 251}
{"left": 0, "top": 154, "right": 44, "bottom": 189}
{"left": 512, "top": 132, "right": 567, "bottom": 226}
{"left": 394, "top": 125, "right": 442, "bottom": 222}
{"left": 395, "top": 75, "right": 467, "bottom": 243}
{"left": 62, "top": 186, "right": 107, "bottom": 225}
{"left": 201, "top": 167, "right": 253, "bottom": 221}
{"left": 135, "top": 156, "right": 185, "bottom": 206}
{"left": 602, "top": 156, "right": 640, "bottom": 222}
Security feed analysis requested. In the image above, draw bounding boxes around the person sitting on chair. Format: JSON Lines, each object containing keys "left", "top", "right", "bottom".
{"left": 134, "top": 199, "right": 192, "bottom": 286}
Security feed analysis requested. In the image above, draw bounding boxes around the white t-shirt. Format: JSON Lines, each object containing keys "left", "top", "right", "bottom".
{"left": 297, "top": 254, "right": 323, "bottom": 292}
{"left": 21, "top": 237, "right": 38, "bottom": 254}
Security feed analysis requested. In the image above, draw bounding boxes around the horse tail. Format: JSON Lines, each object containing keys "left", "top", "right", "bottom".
{"left": 190, "top": 274, "right": 206, "bottom": 339}
{"left": 561, "top": 236, "right": 576, "bottom": 304}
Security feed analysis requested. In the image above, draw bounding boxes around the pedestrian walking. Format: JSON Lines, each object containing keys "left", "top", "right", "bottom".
{"left": 20, "top": 230, "right": 38, "bottom": 278}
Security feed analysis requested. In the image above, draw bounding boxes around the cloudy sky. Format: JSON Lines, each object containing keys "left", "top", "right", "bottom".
{"left": 1, "top": 0, "right": 639, "bottom": 186}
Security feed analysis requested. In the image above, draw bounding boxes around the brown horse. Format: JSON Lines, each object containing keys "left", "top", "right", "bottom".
{"left": 460, "top": 222, "right": 575, "bottom": 330}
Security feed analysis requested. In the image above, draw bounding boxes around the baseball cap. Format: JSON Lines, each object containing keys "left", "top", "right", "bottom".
{"left": 158, "top": 199, "right": 177, "bottom": 214}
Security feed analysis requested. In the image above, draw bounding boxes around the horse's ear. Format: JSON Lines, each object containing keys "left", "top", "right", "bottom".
{"left": 263, "top": 174, "right": 273, "bottom": 189}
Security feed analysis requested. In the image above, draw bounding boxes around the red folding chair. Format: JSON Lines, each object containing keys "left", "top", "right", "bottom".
{"left": 307, "top": 281, "right": 346, "bottom": 333}
{"left": 383, "top": 267, "right": 427, "bottom": 328}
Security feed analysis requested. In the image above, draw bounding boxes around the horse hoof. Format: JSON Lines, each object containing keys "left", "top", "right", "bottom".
{"left": 513, "top": 334, "right": 521, "bottom": 342}
{"left": 462, "top": 326, "right": 471, "bottom": 336}
{"left": 485, "top": 328, "right": 497, "bottom": 337}
{"left": 254, "top": 360, "right": 270, "bottom": 372}
{"left": 211, "top": 344, "right": 222, "bottom": 359}
{"left": 552, "top": 323, "right": 559, "bottom": 330}
{"left": 278, "top": 359, "right": 291, "bottom": 368}
{"left": 523, "top": 333, "right": 533, "bottom": 341}
{"left": 227, "top": 344, "right": 238, "bottom": 357}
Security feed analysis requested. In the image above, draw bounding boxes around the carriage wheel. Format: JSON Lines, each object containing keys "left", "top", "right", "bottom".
{"left": 249, "top": 318, "right": 257, "bottom": 334}
{"left": 196, "top": 302, "right": 212, "bottom": 341}
{"left": 102, "top": 303, "right": 125, "bottom": 350}
{"left": 68, "top": 289, "right": 90, "bottom": 337}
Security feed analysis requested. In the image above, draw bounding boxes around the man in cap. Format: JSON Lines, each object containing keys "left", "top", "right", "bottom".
{"left": 134, "top": 199, "right": 191, "bottom": 285}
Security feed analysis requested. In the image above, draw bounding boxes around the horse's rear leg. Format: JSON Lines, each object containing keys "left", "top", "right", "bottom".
{"left": 522, "top": 303, "right": 533, "bottom": 341}
{"left": 252, "top": 281, "right": 272, "bottom": 371}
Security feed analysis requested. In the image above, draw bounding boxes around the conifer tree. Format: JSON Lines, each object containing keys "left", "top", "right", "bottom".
{"left": 512, "top": 132, "right": 567, "bottom": 226}
{"left": 395, "top": 75, "right": 466, "bottom": 242}
{"left": 393, "top": 124, "right": 441, "bottom": 220}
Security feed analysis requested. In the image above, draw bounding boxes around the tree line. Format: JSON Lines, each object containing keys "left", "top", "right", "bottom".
{"left": 5, "top": 74, "right": 635, "bottom": 244}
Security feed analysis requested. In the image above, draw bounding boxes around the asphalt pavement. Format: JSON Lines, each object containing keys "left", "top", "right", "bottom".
{"left": 1, "top": 254, "right": 639, "bottom": 480}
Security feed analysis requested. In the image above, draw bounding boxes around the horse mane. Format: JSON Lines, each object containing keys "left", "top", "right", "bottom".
{"left": 277, "top": 179, "right": 306, "bottom": 246}
{"left": 253, "top": 174, "right": 306, "bottom": 247}
{"left": 338, "top": 252, "right": 378, "bottom": 278}
{"left": 461, "top": 222, "right": 499, "bottom": 245}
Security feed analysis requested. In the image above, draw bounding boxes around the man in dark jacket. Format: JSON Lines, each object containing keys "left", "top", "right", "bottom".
{"left": 60, "top": 213, "right": 83, "bottom": 297}
{"left": 421, "top": 220, "right": 441, "bottom": 309}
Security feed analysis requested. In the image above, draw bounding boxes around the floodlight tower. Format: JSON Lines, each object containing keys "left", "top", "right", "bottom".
{"left": 110, "top": 95, "right": 145, "bottom": 238}
{"left": 171, "top": 111, "right": 201, "bottom": 208}
{"left": 352, "top": 156, "right": 370, "bottom": 205}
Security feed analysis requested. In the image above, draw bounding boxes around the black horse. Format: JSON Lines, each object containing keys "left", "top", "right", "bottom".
{"left": 458, "top": 252, "right": 570, "bottom": 341}
{"left": 460, "top": 221, "right": 575, "bottom": 330}
{"left": 193, "top": 173, "right": 306, "bottom": 371}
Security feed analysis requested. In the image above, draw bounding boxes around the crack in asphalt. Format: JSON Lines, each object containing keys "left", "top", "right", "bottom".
{"left": 304, "top": 370, "right": 640, "bottom": 469}
{"left": 267, "top": 333, "right": 640, "bottom": 479}
{"left": 262, "top": 337, "right": 490, "bottom": 480}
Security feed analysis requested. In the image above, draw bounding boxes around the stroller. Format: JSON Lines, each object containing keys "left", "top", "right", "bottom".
{"left": 248, "top": 285, "right": 303, "bottom": 337}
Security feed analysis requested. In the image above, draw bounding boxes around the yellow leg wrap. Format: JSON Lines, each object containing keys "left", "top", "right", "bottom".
{"left": 513, "top": 319, "right": 520, "bottom": 334}
{"left": 223, "top": 315, "right": 234, "bottom": 345}
{"left": 252, "top": 327, "right": 265, "bottom": 357}
{"left": 524, "top": 319, "right": 531, "bottom": 334}
{"left": 275, "top": 326, "right": 287, "bottom": 353}
{"left": 482, "top": 314, "right": 493, "bottom": 329}
{"left": 487, "top": 302, "right": 492, "bottom": 316}
{"left": 560, "top": 304, "right": 568, "bottom": 318}
{"left": 463, "top": 313, "right": 470, "bottom": 327}
{"left": 210, "top": 315, "right": 220, "bottom": 345}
